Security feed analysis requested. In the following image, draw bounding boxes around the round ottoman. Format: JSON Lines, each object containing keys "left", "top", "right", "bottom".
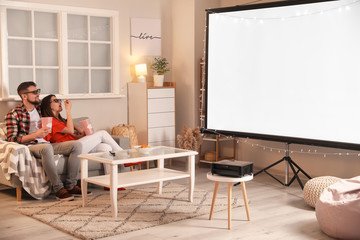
{"left": 316, "top": 176, "right": 360, "bottom": 239}
{"left": 303, "top": 176, "right": 341, "bottom": 208}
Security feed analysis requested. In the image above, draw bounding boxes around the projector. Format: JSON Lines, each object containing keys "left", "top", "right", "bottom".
{"left": 211, "top": 160, "right": 253, "bottom": 178}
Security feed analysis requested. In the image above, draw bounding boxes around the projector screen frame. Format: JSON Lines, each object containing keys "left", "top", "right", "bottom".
{"left": 203, "top": 0, "right": 360, "bottom": 151}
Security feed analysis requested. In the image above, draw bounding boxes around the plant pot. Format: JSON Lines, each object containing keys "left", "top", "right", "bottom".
{"left": 153, "top": 75, "right": 164, "bottom": 87}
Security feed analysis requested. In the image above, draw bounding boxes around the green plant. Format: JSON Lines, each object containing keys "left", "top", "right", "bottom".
{"left": 151, "top": 57, "right": 170, "bottom": 75}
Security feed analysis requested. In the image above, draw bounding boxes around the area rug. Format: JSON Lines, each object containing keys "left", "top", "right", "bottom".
{"left": 16, "top": 182, "right": 244, "bottom": 240}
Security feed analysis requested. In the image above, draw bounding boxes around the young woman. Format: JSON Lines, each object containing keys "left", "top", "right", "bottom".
{"left": 40, "top": 94, "right": 128, "bottom": 182}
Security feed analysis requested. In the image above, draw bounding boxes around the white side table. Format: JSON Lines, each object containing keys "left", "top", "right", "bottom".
{"left": 207, "top": 172, "right": 253, "bottom": 229}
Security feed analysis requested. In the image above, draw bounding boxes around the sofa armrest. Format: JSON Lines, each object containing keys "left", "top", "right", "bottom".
{"left": 111, "top": 136, "right": 130, "bottom": 150}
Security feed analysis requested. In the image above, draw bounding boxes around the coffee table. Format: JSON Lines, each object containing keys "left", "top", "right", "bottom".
{"left": 78, "top": 146, "right": 198, "bottom": 218}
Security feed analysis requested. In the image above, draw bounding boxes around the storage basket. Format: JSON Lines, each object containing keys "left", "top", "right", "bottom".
{"left": 111, "top": 124, "right": 142, "bottom": 170}
{"left": 111, "top": 124, "right": 138, "bottom": 149}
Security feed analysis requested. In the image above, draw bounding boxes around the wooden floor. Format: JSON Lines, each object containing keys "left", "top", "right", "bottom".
{"left": 0, "top": 162, "right": 334, "bottom": 240}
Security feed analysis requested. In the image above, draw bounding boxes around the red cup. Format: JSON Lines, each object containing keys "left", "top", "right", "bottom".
{"left": 80, "top": 119, "right": 94, "bottom": 135}
{"left": 41, "top": 117, "right": 52, "bottom": 131}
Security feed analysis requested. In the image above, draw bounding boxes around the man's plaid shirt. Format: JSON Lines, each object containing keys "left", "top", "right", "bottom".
{"left": 5, "top": 104, "right": 41, "bottom": 145}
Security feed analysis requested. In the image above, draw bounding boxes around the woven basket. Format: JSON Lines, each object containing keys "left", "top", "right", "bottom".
{"left": 303, "top": 176, "right": 341, "bottom": 208}
{"left": 111, "top": 124, "right": 138, "bottom": 149}
{"left": 204, "top": 151, "right": 216, "bottom": 161}
{"left": 111, "top": 124, "right": 142, "bottom": 169}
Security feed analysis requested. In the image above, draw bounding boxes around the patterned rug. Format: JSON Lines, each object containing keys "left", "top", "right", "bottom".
{"left": 16, "top": 182, "right": 244, "bottom": 240}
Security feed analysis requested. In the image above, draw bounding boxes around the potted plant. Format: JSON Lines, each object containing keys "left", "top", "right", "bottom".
{"left": 151, "top": 57, "right": 170, "bottom": 87}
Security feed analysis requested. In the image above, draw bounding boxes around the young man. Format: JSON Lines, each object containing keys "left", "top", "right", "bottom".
{"left": 5, "top": 81, "right": 85, "bottom": 201}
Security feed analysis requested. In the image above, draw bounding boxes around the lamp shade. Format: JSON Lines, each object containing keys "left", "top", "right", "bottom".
{"left": 135, "top": 64, "right": 147, "bottom": 76}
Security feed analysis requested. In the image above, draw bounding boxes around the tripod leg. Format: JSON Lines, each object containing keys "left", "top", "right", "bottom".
{"left": 289, "top": 159, "right": 312, "bottom": 180}
{"left": 287, "top": 160, "right": 304, "bottom": 189}
{"left": 287, "top": 169, "right": 300, "bottom": 186}
{"left": 264, "top": 170, "right": 286, "bottom": 186}
{"left": 238, "top": 157, "right": 287, "bottom": 187}
{"left": 254, "top": 157, "right": 285, "bottom": 176}
{"left": 252, "top": 143, "right": 311, "bottom": 189}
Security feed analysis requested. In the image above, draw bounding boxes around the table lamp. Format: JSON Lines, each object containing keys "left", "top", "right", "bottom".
{"left": 135, "top": 64, "right": 147, "bottom": 83}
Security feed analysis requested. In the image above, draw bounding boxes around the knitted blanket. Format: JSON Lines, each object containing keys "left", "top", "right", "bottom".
{"left": 0, "top": 140, "right": 51, "bottom": 199}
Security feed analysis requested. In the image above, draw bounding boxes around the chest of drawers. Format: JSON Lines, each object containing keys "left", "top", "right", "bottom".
{"left": 128, "top": 83, "right": 176, "bottom": 147}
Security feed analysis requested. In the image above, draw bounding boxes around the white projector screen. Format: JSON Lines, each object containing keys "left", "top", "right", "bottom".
{"left": 206, "top": 0, "right": 360, "bottom": 150}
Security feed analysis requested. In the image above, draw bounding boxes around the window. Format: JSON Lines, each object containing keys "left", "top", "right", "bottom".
{"left": 0, "top": 1, "right": 121, "bottom": 100}
{"left": 67, "top": 15, "right": 112, "bottom": 94}
{"left": 7, "top": 9, "right": 59, "bottom": 96}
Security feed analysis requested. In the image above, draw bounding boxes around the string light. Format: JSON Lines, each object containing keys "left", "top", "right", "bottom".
{"left": 202, "top": 127, "right": 360, "bottom": 158}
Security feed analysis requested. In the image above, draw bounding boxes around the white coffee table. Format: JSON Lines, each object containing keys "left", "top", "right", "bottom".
{"left": 78, "top": 146, "right": 198, "bottom": 218}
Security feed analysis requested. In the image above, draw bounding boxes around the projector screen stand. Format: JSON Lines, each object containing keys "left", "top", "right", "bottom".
{"left": 253, "top": 143, "right": 311, "bottom": 189}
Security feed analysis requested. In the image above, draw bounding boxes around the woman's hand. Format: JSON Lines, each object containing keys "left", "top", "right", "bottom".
{"left": 64, "top": 99, "right": 72, "bottom": 112}
{"left": 77, "top": 128, "right": 85, "bottom": 136}
{"left": 63, "top": 99, "right": 74, "bottom": 134}
{"left": 72, "top": 130, "right": 85, "bottom": 139}
{"left": 71, "top": 125, "right": 85, "bottom": 139}
{"left": 74, "top": 125, "right": 85, "bottom": 136}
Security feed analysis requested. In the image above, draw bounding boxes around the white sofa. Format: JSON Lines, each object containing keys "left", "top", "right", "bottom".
{"left": 0, "top": 120, "right": 130, "bottom": 200}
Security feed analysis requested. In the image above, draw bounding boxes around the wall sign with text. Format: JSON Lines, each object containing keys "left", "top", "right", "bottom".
{"left": 130, "top": 18, "right": 161, "bottom": 56}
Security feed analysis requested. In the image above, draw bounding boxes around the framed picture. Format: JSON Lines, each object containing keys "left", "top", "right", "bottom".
{"left": 130, "top": 18, "right": 161, "bottom": 56}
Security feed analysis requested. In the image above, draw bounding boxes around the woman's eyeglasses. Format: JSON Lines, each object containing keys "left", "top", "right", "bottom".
{"left": 24, "top": 89, "right": 41, "bottom": 95}
{"left": 50, "top": 99, "right": 62, "bottom": 103}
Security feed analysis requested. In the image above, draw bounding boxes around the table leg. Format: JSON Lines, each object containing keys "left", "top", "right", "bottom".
{"left": 157, "top": 158, "right": 164, "bottom": 195}
{"left": 16, "top": 187, "right": 22, "bottom": 201}
{"left": 228, "top": 182, "right": 232, "bottom": 230}
{"left": 81, "top": 159, "right": 88, "bottom": 207}
{"left": 110, "top": 164, "right": 118, "bottom": 218}
{"left": 188, "top": 155, "right": 195, "bottom": 202}
{"left": 241, "top": 182, "right": 251, "bottom": 221}
{"left": 209, "top": 181, "right": 219, "bottom": 220}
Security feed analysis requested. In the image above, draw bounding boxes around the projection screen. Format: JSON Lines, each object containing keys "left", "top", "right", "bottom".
{"left": 205, "top": 0, "right": 360, "bottom": 150}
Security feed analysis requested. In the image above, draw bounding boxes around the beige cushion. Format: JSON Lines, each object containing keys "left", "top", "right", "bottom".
{"left": 303, "top": 176, "right": 341, "bottom": 208}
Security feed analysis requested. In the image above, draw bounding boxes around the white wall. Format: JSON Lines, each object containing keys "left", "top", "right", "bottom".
{"left": 171, "top": 0, "right": 221, "bottom": 137}
{"left": 171, "top": 0, "right": 196, "bottom": 137}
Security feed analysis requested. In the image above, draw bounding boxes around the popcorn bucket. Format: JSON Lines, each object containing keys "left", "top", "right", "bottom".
{"left": 41, "top": 117, "right": 53, "bottom": 131}
{"left": 80, "top": 119, "right": 94, "bottom": 135}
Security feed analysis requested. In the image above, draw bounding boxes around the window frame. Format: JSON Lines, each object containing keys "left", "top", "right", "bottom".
{"left": 0, "top": 0, "right": 122, "bottom": 101}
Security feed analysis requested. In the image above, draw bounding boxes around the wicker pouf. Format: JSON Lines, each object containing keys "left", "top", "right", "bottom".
{"left": 303, "top": 176, "right": 341, "bottom": 208}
